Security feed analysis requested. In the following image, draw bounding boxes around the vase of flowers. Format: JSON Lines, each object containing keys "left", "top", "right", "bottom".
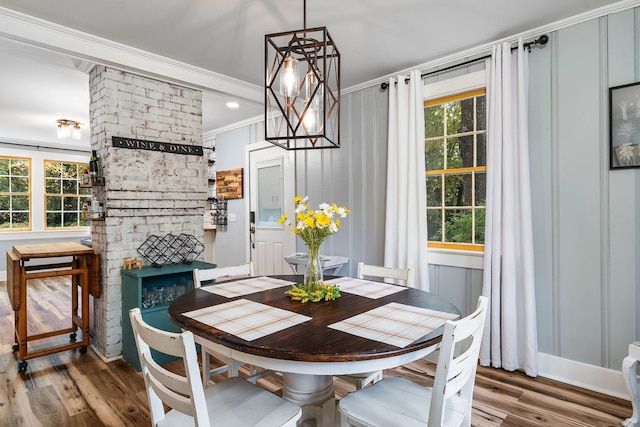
{"left": 278, "top": 196, "right": 349, "bottom": 302}
{"left": 304, "top": 242, "right": 323, "bottom": 293}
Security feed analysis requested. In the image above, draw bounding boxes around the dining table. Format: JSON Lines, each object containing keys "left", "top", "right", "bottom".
{"left": 168, "top": 274, "right": 460, "bottom": 427}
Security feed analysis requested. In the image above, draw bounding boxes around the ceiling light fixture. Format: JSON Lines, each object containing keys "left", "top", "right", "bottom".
{"left": 57, "top": 119, "right": 82, "bottom": 140}
{"left": 226, "top": 101, "right": 240, "bottom": 109}
{"left": 265, "top": 0, "right": 340, "bottom": 150}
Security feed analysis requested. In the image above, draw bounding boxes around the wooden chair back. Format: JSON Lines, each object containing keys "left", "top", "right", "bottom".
{"left": 428, "top": 296, "right": 488, "bottom": 426}
{"left": 193, "top": 262, "right": 253, "bottom": 287}
{"left": 357, "top": 262, "right": 413, "bottom": 287}
{"left": 128, "top": 307, "right": 210, "bottom": 425}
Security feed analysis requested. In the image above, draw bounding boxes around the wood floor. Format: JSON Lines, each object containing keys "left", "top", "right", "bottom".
{"left": 0, "top": 277, "right": 632, "bottom": 426}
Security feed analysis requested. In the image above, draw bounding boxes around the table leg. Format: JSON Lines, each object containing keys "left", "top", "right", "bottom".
{"left": 281, "top": 373, "right": 335, "bottom": 427}
{"left": 623, "top": 355, "right": 640, "bottom": 427}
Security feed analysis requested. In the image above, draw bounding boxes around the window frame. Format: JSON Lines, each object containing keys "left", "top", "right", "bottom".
{"left": 423, "top": 70, "right": 486, "bottom": 269}
{"left": 0, "top": 155, "right": 32, "bottom": 232}
{"left": 0, "top": 144, "right": 90, "bottom": 242}
{"left": 43, "top": 160, "right": 91, "bottom": 230}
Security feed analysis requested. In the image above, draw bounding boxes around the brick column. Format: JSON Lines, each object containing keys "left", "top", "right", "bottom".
{"left": 89, "top": 67, "right": 206, "bottom": 359}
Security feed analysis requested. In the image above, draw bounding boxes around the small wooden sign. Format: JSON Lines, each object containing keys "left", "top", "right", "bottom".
{"left": 216, "top": 168, "right": 243, "bottom": 199}
{"left": 112, "top": 136, "right": 203, "bottom": 156}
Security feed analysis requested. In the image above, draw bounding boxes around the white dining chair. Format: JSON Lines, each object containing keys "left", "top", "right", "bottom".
{"left": 193, "top": 263, "right": 256, "bottom": 385}
{"left": 357, "top": 262, "right": 413, "bottom": 287}
{"left": 335, "top": 262, "right": 413, "bottom": 390}
{"left": 128, "top": 308, "right": 302, "bottom": 427}
{"left": 337, "top": 296, "right": 488, "bottom": 427}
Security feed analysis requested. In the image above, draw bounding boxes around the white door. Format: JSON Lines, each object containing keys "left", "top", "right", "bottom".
{"left": 247, "top": 142, "right": 294, "bottom": 275}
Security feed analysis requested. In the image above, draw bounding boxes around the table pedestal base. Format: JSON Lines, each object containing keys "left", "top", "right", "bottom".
{"left": 623, "top": 343, "right": 640, "bottom": 427}
{"left": 282, "top": 373, "right": 335, "bottom": 427}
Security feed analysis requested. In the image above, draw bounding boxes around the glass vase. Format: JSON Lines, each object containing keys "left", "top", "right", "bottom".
{"left": 304, "top": 244, "right": 323, "bottom": 292}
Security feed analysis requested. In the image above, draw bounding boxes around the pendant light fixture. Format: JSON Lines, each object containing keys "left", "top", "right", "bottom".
{"left": 265, "top": 0, "right": 340, "bottom": 150}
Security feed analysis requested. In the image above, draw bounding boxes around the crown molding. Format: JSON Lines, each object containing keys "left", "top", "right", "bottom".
{"left": 346, "top": 0, "right": 640, "bottom": 94}
{"left": 206, "top": 113, "right": 266, "bottom": 137}
{"left": 0, "top": 6, "right": 262, "bottom": 103}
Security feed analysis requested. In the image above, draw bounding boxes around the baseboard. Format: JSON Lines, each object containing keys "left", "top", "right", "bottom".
{"left": 89, "top": 344, "right": 123, "bottom": 364}
{"left": 538, "top": 352, "right": 629, "bottom": 400}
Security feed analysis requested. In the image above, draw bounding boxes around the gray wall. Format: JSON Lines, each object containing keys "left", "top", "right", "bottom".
{"left": 293, "top": 84, "right": 390, "bottom": 278}
{"left": 213, "top": 125, "right": 254, "bottom": 268}
{"left": 215, "top": 7, "right": 640, "bottom": 373}
{"left": 528, "top": 9, "right": 640, "bottom": 370}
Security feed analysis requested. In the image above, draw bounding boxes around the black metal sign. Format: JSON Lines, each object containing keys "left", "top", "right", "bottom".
{"left": 112, "top": 136, "right": 203, "bottom": 156}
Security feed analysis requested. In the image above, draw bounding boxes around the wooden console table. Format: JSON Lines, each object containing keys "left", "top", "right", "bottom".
{"left": 284, "top": 253, "right": 348, "bottom": 275}
{"left": 6, "top": 242, "right": 100, "bottom": 372}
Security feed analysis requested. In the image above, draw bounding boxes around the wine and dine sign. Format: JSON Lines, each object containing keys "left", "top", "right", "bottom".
{"left": 112, "top": 136, "right": 203, "bottom": 156}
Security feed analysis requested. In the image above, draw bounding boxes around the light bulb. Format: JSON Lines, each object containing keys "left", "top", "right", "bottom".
{"left": 280, "top": 56, "right": 299, "bottom": 97}
{"left": 57, "top": 123, "right": 66, "bottom": 139}
{"left": 57, "top": 121, "right": 71, "bottom": 139}
{"left": 72, "top": 124, "right": 81, "bottom": 140}
{"left": 303, "top": 106, "right": 321, "bottom": 134}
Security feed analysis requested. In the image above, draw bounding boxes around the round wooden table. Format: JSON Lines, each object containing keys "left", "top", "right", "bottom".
{"left": 169, "top": 275, "right": 460, "bottom": 427}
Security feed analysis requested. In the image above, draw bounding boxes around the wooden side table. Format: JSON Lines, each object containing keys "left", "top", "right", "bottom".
{"left": 6, "top": 242, "right": 100, "bottom": 372}
{"left": 623, "top": 342, "right": 640, "bottom": 427}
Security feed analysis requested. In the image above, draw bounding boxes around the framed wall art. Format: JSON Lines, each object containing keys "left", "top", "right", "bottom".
{"left": 216, "top": 168, "right": 243, "bottom": 199}
{"left": 610, "top": 81, "right": 640, "bottom": 169}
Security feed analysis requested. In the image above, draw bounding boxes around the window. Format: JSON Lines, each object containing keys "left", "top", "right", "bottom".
{"left": 44, "top": 161, "right": 91, "bottom": 229}
{"left": 0, "top": 156, "right": 31, "bottom": 230}
{"left": 425, "top": 89, "right": 486, "bottom": 252}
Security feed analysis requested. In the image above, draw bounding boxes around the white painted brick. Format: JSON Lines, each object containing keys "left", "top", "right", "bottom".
{"left": 89, "top": 66, "right": 204, "bottom": 359}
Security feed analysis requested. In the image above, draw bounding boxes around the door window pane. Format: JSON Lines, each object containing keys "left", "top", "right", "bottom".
{"left": 257, "top": 164, "right": 282, "bottom": 226}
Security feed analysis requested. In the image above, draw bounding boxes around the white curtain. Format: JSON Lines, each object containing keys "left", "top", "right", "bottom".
{"left": 384, "top": 70, "right": 429, "bottom": 290}
{"left": 481, "top": 39, "right": 538, "bottom": 376}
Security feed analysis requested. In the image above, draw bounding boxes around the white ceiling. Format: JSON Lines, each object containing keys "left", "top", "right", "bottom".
{"left": 0, "top": 0, "right": 627, "bottom": 149}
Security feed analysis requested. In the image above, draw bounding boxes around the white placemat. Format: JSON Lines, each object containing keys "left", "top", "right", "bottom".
{"left": 325, "top": 277, "right": 407, "bottom": 299}
{"left": 200, "top": 276, "right": 295, "bottom": 298}
{"left": 328, "top": 302, "right": 458, "bottom": 347}
{"left": 183, "top": 299, "right": 311, "bottom": 341}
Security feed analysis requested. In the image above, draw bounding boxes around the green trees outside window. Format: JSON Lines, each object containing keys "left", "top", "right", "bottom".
{"left": 44, "top": 161, "right": 91, "bottom": 229}
{"left": 425, "top": 90, "right": 486, "bottom": 251}
{"left": 0, "top": 157, "right": 31, "bottom": 230}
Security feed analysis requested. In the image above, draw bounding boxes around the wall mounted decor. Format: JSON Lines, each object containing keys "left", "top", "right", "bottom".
{"left": 216, "top": 168, "right": 243, "bottom": 199}
{"left": 610, "top": 81, "right": 640, "bottom": 169}
{"left": 112, "top": 136, "right": 203, "bottom": 156}
{"left": 211, "top": 198, "right": 228, "bottom": 225}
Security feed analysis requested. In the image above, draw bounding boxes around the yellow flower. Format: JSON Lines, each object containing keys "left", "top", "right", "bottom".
{"left": 336, "top": 219, "right": 341, "bottom": 228}
{"left": 277, "top": 213, "right": 287, "bottom": 224}
{"left": 304, "top": 217, "right": 316, "bottom": 228}
{"left": 316, "top": 214, "right": 331, "bottom": 227}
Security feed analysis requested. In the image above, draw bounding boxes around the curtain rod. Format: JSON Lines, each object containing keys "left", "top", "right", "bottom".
{"left": 0, "top": 140, "right": 90, "bottom": 154}
{"left": 381, "top": 34, "right": 549, "bottom": 90}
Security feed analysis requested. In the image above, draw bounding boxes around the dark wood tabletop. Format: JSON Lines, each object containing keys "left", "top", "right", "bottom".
{"left": 168, "top": 275, "right": 460, "bottom": 364}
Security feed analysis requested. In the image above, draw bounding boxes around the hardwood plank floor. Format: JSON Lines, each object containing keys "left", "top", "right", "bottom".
{"left": 0, "top": 278, "right": 632, "bottom": 426}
